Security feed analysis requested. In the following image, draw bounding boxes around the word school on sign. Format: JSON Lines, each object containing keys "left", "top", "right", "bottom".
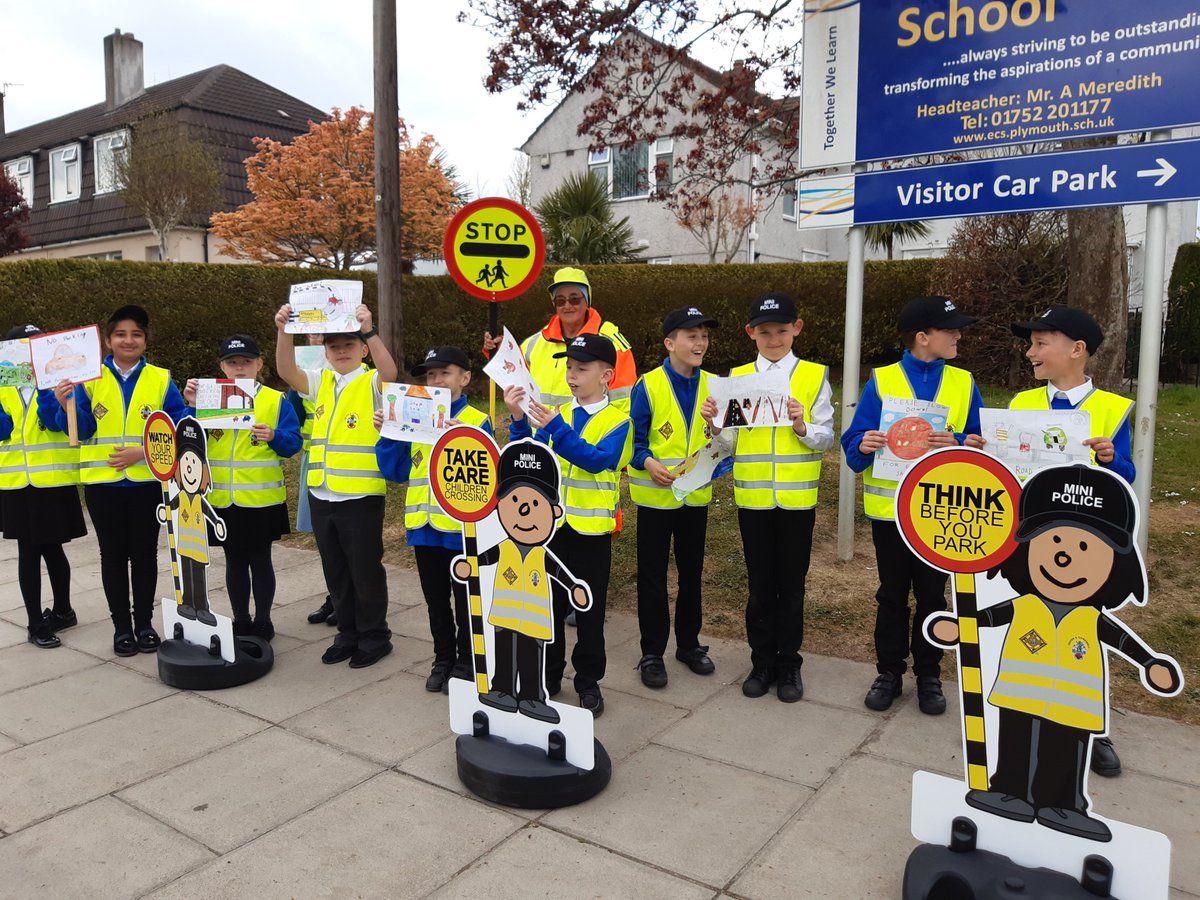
{"left": 898, "top": 165, "right": 1117, "bottom": 207}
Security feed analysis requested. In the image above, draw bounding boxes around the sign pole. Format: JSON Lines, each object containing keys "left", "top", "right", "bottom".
{"left": 488, "top": 298, "right": 499, "bottom": 427}
{"left": 462, "top": 520, "right": 490, "bottom": 695}
{"left": 837, "top": 164, "right": 867, "bottom": 562}
{"left": 1133, "top": 130, "right": 1171, "bottom": 556}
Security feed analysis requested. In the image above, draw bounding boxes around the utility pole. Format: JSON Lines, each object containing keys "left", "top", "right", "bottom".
{"left": 373, "top": 0, "right": 403, "bottom": 371}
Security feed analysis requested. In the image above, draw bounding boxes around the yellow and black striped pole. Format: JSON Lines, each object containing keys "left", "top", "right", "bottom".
{"left": 954, "top": 572, "right": 989, "bottom": 791}
{"left": 462, "top": 520, "right": 490, "bottom": 695}
{"left": 162, "top": 483, "right": 184, "bottom": 608}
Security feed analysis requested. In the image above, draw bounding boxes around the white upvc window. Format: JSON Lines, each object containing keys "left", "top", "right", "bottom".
{"left": 590, "top": 139, "right": 674, "bottom": 200}
{"left": 3, "top": 156, "right": 34, "bottom": 207}
{"left": 782, "top": 181, "right": 797, "bottom": 220}
{"left": 653, "top": 138, "right": 673, "bottom": 193}
{"left": 49, "top": 143, "right": 81, "bottom": 203}
{"left": 93, "top": 130, "right": 129, "bottom": 195}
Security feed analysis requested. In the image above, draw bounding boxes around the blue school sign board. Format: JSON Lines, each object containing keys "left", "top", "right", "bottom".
{"left": 800, "top": 0, "right": 1200, "bottom": 168}
{"left": 795, "top": 137, "right": 1200, "bottom": 229}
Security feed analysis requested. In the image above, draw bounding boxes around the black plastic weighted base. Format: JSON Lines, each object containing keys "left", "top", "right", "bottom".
{"left": 156, "top": 636, "right": 274, "bottom": 690}
{"left": 456, "top": 733, "right": 611, "bottom": 809}
{"left": 903, "top": 816, "right": 1117, "bottom": 900}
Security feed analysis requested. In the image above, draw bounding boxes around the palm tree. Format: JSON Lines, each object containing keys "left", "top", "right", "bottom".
{"left": 865, "top": 220, "right": 932, "bottom": 260}
{"left": 534, "top": 171, "right": 640, "bottom": 264}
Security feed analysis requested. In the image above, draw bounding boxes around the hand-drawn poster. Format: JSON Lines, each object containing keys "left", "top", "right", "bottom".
{"left": 708, "top": 369, "right": 791, "bottom": 430}
{"left": 284, "top": 280, "right": 363, "bottom": 334}
{"left": 483, "top": 326, "right": 541, "bottom": 414}
{"left": 29, "top": 325, "right": 103, "bottom": 390}
{"left": 874, "top": 396, "right": 950, "bottom": 481}
{"left": 195, "top": 379, "right": 258, "bottom": 429}
{"left": 0, "top": 338, "right": 35, "bottom": 388}
{"left": 378, "top": 382, "right": 452, "bottom": 444}
{"left": 671, "top": 440, "right": 732, "bottom": 501}
{"left": 979, "top": 408, "right": 1092, "bottom": 482}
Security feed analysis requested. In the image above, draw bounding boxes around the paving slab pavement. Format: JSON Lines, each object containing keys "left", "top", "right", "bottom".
{"left": 1, "top": 531, "right": 1198, "bottom": 898}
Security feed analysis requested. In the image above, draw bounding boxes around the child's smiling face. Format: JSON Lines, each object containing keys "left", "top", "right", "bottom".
{"left": 1027, "top": 525, "right": 1115, "bottom": 604}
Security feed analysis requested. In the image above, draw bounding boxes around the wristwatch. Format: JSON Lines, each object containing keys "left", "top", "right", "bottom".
{"left": 361, "top": 327, "right": 379, "bottom": 339}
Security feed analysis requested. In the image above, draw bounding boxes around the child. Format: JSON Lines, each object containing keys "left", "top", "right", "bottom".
{"left": 628, "top": 307, "right": 721, "bottom": 689}
{"left": 0, "top": 324, "right": 86, "bottom": 648}
{"left": 374, "top": 346, "right": 493, "bottom": 693}
{"left": 840, "top": 296, "right": 983, "bottom": 714}
{"left": 968, "top": 306, "right": 1133, "bottom": 778}
{"left": 504, "top": 333, "right": 632, "bottom": 717}
{"left": 703, "top": 292, "right": 835, "bottom": 703}
{"left": 275, "top": 301, "right": 397, "bottom": 669}
{"left": 44, "top": 305, "right": 186, "bottom": 657}
{"left": 183, "top": 335, "right": 302, "bottom": 640}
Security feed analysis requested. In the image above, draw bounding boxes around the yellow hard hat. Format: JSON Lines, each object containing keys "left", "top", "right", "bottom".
{"left": 548, "top": 267, "right": 591, "bottom": 305}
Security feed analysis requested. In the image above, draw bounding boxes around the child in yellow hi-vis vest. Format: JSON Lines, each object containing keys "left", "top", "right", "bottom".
{"left": 275, "top": 300, "right": 398, "bottom": 669}
{"left": 504, "top": 333, "right": 632, "bottom": 718}
{"left": 183, "top": 335, "right": 302, "bottom": 641}
{"left": 703, "top": 292, "right": 835, "bottom": 705}
{"left": 375, "top": 346, "right": 493, "bottom": 694}
{"left": 453, "top": 439, "right": 591, "bottom": 725}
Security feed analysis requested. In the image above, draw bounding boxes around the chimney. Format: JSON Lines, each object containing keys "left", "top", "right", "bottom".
{"left": 104, "top": 30, "right": 144, "bottom": 111}
{"left": 0, "top": 90, "right": 5, "bottom": 137}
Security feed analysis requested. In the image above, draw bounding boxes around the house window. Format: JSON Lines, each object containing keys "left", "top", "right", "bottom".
{"left": 647, "top": 257, "right": 672, "bottom": 265}
{"left": 611, "top": 141, "right": 649, "bottom": 199}
{"left": 49, "top": 144, "right": 81, "bottom": 203}
{"left": 782, "top": 181, "right": 797, "bottom": 220}
{"left": 587, "top": 148, "right": 609, "bottom": 185}
{"left": 3, "top": 157, "right": 34, "bottom": 207}
{"left": 654, "top": 138, "right": 673, "bottom": 193}
{"left": 93, "top": 130, "right": 129, "bottom": 195}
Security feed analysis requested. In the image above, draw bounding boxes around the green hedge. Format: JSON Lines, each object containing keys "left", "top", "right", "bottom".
{"left": 0, "top": 258, "right": 938, "bottom": 385}
{"left": 1165, "top": 243, "right": 1200, "bottom": 381}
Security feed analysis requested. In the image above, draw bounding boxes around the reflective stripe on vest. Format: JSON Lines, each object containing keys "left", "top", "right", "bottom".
{"left": 487, "top": 542, "right": 553, "bottom": 640}
{"left": 862, "top": 363, "right": 973, "bottom": 520}
{"left": 404, "top": 405, "right": 490, "bottom": 533}
{"left": 79, "top": 365, "right": 170, "bottom": 484}
{"left": 988, "top": 595, "right": 1106, "bottom": 731}
{"left": 207, "top": 386, "right": 286, "bottom": 508}
{"left": 0, "top": 388, "right": 80, "bottom": 488}
{"left": 175, "top": 492, "right": 210, "bottom": 564}
{"left": 731, "top": 359, "right": 827, "bottom": 510}
{"left": 628, "top": 366, "right": 714, "bottom": 509}
{"left": 553, "top": 402, "right": 631, "bottom": 535}
{"left": 307, "top": 370, "right": 384, "bottom": 495}
{"left": 1009, "top": 387, "right": 1132, "bottom": 470}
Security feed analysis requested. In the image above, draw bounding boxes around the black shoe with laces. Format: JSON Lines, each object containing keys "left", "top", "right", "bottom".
{"left": 777, "top": 666, "right": 804, "bottom": 703}
{"left": 742, "top": 667, "right": 775, "bottom": 698}
{"left": 865, "top": 672, "right": 903, "bottom": 711}
{"left": 637, "top": 654, "right": 668, "bottom": 688}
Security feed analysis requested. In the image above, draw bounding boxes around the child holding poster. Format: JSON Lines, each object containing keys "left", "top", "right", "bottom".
{"left": 183, "top": 335, "right": 302, "bottom": 640}
{"left": 628, "top": 307, "right": 722, "bottom": 690}
{"left": 965, "top": 307, "right": 1134, "bottom": 779}
{"left": 0, "top": 325, "right": 86, "bottom": 649}
{"left": 275, "top": 300, "right": 397, "bottom": 669}
{"left": 504, "top": 333, "right": 632, "bottom": 717}
{"left": 42, "top": 306, "right": 187, "bottom": 657}
{"left": 840, "top": 296, "right": 983, "bottom": 715}
{"left": 702, "top": 293, "right": 835, "bottom": 704}
{"left": 374, "top": 346, "right": 493, "bottom": 692}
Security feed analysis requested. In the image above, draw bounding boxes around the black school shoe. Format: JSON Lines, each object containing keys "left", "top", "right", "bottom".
{"left": 916, "top": 676, "right": 946, "bottom": 715}
{"left": 28, "top": 622, "right": 62, "bottom": 649}
{"left": 865, "top": 672, "right": 902, "bottom": 711}
{"left": 322, "top": 643, "right": 355, "bottom": 664}
{"left": 307, "top": 596, "right": 334, "bottom": 624}
{"left": 42, "top": 608, "right": 78, "bottom": 632}
{"left": 777, "top": 666, "right": 804, "bottom": 703}
{"left": 425, "top": 659, "right": 453, "bottom": 693}
{"left": 1089, "top": 737, "right": 1121, "bottom": 777}
{"left": 252, "top": 620, "right": 275, "bottom": 642}
{"left": 136, "top": 628, "right": 161, "bottom": 653}
{"left": 349, "top": 643, "right": 393, "bottom": 669}
{"left": 676, "top": 646, "right": 716, "bottom": 675}
{"left": 637, "top": 654, "right": 668, "bottom": 688}
{"left": 579, "top": 687, "right": 604, "bottom": 718}
{"left": 114, "top": 633, "right": 138, "bottom": 657}
{"left": 742, "top": 667, "right": 775, "bottom": 698}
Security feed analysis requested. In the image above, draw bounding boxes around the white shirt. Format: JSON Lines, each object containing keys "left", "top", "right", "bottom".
{"left": 755, "top": 352, "right": 836, "bottom": 451}
{"left": 1045, "top": 377, "right": 1093, "bottom": 407}
{"left": 303, "top": 366, "right": 380, "bottom": 503}
{"left": 566, "top": 396, "right": 610, "bottom": 417}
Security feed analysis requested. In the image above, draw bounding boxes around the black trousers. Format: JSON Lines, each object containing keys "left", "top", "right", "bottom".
{"left": 636, "top": 504, "right": 708, "bottom": 657}
{"left": 740, "top": 506, "right": 814, "bottom": 670}
{"left": 547, "top": 524, "right": 610, "bottom": 692}
{"left": 414, "top": 544, "right": 472, "bottom": 667}
{"left": 180, "top": 555, "right": 211, "bottom": 614}
{"left": 309, "top": 493, "right": 391, "bottom": 653}
{"left": 492, "top": 627, "right": 547, "bottom": 701}
{"left": 84, "top": 482, "right": 163, "bottom": 635}
{"left": 990, "top": 709, "right": 1091, "bottom": 813}
{"left": 871, "top": 519, "right": 949, "bottom": 677}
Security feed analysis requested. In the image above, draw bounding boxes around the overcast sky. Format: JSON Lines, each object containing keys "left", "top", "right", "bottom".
{"left": 1, "top": 2, "right": 537, "bottom": 198}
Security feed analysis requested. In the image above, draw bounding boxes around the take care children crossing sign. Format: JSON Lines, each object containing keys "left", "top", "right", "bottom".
{"left": 443, "top": 197, "right": 545, "bottom": 301}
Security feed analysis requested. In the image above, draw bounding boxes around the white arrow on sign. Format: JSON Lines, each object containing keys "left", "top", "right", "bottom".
{"left": 1136, "top": 158, "right": 1177, "bottom": 187}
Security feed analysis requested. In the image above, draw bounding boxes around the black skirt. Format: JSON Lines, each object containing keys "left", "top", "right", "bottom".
{"left": 207, "top": 501, "right": 291, "bottom": 548}
{"left": 0, "top": 485, "right": 88, "bottom": 543}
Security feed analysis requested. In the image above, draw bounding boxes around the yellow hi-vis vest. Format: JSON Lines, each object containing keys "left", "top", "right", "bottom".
{"left": 522, "top": 318, "right": 633, "bottom": 411}
{"left": 79, "top": 364, "right": 171, "bottom": 484}
{"left": 404, "top": 404, "right": 490, "bottom": 533}
{"left": 300, "top": 396, "right": 316, "bottom": 453}
{"left": 0, "top": 387, "right": 80, "bottom": 489}
{"left": 988, "top": 594, "right": 1106, "bottom": 732}
{"left": 487, "top": 541, "right": 553, "bottom": 640}
{"left": 628, "top": 366, "right": 714, "bottom": 509}
{"left": 862, "top": 363, "right": 974, "bottom": 520}
{"left": 307, "top": 369, "right": 385, "bottom": 496}
{"left": 730, "top": 359, "right": 828, "bottom": 510}
{"left": 551, "top": 402, "right": 632, "bottom": 535}
{"left": 175, "top": 491, "right": 210, "bottom": 564}
{"left": 1009, "top": 386, "right": 1132, "bottom": 469}
{"left": 206, "top": 386, "right": 286, "bottom": 509}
